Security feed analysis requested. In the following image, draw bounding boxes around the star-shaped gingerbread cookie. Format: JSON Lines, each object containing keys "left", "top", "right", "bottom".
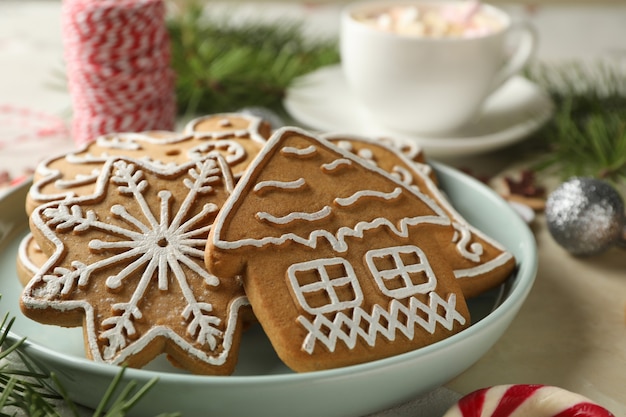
{"left": 22, "top": 155, "right": 248, "bottom": 375}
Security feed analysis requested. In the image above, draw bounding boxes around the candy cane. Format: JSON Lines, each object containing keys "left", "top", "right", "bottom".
{"left": 443, "top": 385, "right": 615, "bottom": 417}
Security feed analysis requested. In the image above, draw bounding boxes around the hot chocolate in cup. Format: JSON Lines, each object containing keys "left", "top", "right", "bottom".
{"left": 340, "top": 1, "right": 537, "bottom": 135}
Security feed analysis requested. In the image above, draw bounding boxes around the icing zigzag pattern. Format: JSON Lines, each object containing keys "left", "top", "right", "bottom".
{"left": 298, "top": 292, "right": 466, "bottom": 353}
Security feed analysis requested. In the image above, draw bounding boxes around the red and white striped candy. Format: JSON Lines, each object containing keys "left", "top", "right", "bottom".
{"left": 61, "top": 0, "right": 176, "bottom": 146}
{"left": 443, "top": 385, "right": 615, "bottom": 417}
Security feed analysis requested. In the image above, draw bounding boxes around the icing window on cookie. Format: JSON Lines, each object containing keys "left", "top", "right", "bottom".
{"left": 365, "top": 245, "right": 436, "bottom": 298}
{"left": 287, "top": 258, "right": 363, "bottom": 315}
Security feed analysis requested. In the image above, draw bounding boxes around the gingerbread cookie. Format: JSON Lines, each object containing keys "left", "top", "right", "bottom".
{"left": 21, "top": 155, "right": 249, "bottom": 375}
{"left": 324, "top": 133, "right": 515, "bottom": 298}
{"left": 26, "top": 113, "right": 270, "bottom": 215}
{"left": 206, "top": 127, "right": 469, "bottom": 372}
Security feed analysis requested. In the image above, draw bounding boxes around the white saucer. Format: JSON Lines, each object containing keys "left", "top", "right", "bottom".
{"left": 284, "top": 65, "right": 554, "bottom": 157}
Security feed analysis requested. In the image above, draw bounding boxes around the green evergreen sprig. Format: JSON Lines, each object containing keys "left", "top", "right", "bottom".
{"left": 0, "top": 307, "right": 179, "bottom": 417}
{"left": 167, "top": 1, "right": 340, "bottom": 117}
{"left": 526, "top": 60, "right": 626, "bottom": 184}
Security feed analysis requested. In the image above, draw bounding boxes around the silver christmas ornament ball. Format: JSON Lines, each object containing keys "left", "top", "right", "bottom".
{"left": 545, "top": 177, "right": 625, "bottom": 256}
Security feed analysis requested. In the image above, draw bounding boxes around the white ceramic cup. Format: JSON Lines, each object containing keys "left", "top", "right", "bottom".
{"left": 340, "top": 1, "right": 537, "bottom": 135}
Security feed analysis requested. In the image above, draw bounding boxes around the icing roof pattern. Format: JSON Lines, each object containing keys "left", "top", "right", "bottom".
{"left": 212, "top": 127, "right": 451, "bottom": 252}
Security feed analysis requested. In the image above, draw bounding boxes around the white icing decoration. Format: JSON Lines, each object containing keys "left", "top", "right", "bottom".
{"left": 281, "top": 145, "right": 317, "bottom": 157}
{"left": 187, "top": 140, "right": 247, "bottom": 168}
{"left": 322, "top": 132, "right": 424, "bottom": 163}
{"left": 218, "top": 118, "right": 232, "bottom": 127}
{"left": 95, "top": 131, "right": 192, "bottom": 149}
{"left": 365, "top": 245, "right": 436, "bottom": 298}
{"left": 321, "top": 158, "right": 352, "bottom": 173}
{"left": 23, "top": 156, "right": 244, "bottom": 367}
{"left": 287, "top": 258, "right": 363, "bottom": 315}
{"left": 34, "top": 294, "right": 250, "bottom": 367}
{"left": 396, "top": 140, "right": 421, "bottom": 161}
{"left": 453, "top": 252, "right": 513, "bottom": 279}
{"left": 335, "top": 140, "right": 353, "bottom": 151}
{"left": 202, "top": 130, "right": 250, "bottom": 140}
{"left": 183, "top": 113, "right": 268, "bottom": 144}
{"left": 64, "top": 152, "right": 115, "bottom": 165}
{"left": 357, "top": 148, "right": 373, "bottom": 160}
{"left": 214, "top": 153, "right": 235, "bottom": 195}
{"left": 96, "top": 133, "right": 143, "bottom": 150}
{"left": 17, "top": 233, "right": 40, "bottom": 276}
{"left": 97, "top": 295, "right": 249, "bottom": 366}
{"left": 334, "top": 187, "right": 402, "bottom": 207}
{"left": 225, "top": 214, "right": 449, "bottom": 253}
{"left": 391, "top": 165, "right": 414, "bottom": 185}
{"left": 28, "top": 131, "right": 209, "bottom": 207}
{"left": 253, "top": 178, "right": 306, "bottom": 194}
{"left": 256, "top": 206, "right": 332, "bottom": 225}
{"left": 29, "top": 161, "right": 91, "bottom": 205}
{"left": 54, "top": 170, "right": 100, "bottom": 190}
{"left": 414, "top": 162, "right": 433, "bottom": 177}
{"left": 298, "top": 292, "right": 465, "bottom": 353}
{"left": 451, "top": 222, "right": 483, "bottom": 263}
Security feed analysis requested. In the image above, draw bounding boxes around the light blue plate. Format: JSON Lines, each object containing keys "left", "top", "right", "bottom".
{"left": 0, "top": 162, "right": 537, "bottom": 417}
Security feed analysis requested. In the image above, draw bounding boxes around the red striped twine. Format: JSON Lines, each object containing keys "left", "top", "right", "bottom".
{"left": 61, "top": 0, "right": 176, "bottom": 146}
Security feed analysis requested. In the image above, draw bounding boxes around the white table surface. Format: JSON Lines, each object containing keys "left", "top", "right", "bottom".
{"left": 1, "top": 1, "right": 625, "bottom": 416}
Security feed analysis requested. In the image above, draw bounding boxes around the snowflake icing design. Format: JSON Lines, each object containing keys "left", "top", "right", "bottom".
{"left": 25, "top": 157, "right": 247, "bottom": 370}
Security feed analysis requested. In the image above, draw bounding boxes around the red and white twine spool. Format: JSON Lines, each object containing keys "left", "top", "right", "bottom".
{"left": 443, "top": 385, "right": 615, "bottom": 417}
{"left": 61, "top": 0, "right": 176, "bottom": 146}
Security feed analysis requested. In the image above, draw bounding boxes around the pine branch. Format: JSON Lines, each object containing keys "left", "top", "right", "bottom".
{"left": 166, "top": 1, "right": 340, "bottom": 117}
{"left": 526, "top": 60, "right": 626, "bottom": 184}
{"left": 0, "top": 301, "right": 180, "bottom": 416}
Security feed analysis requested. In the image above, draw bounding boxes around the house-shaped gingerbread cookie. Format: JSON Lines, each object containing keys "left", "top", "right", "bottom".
{"left": 206, "top": 127, "right": 470, "bottom": 372}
